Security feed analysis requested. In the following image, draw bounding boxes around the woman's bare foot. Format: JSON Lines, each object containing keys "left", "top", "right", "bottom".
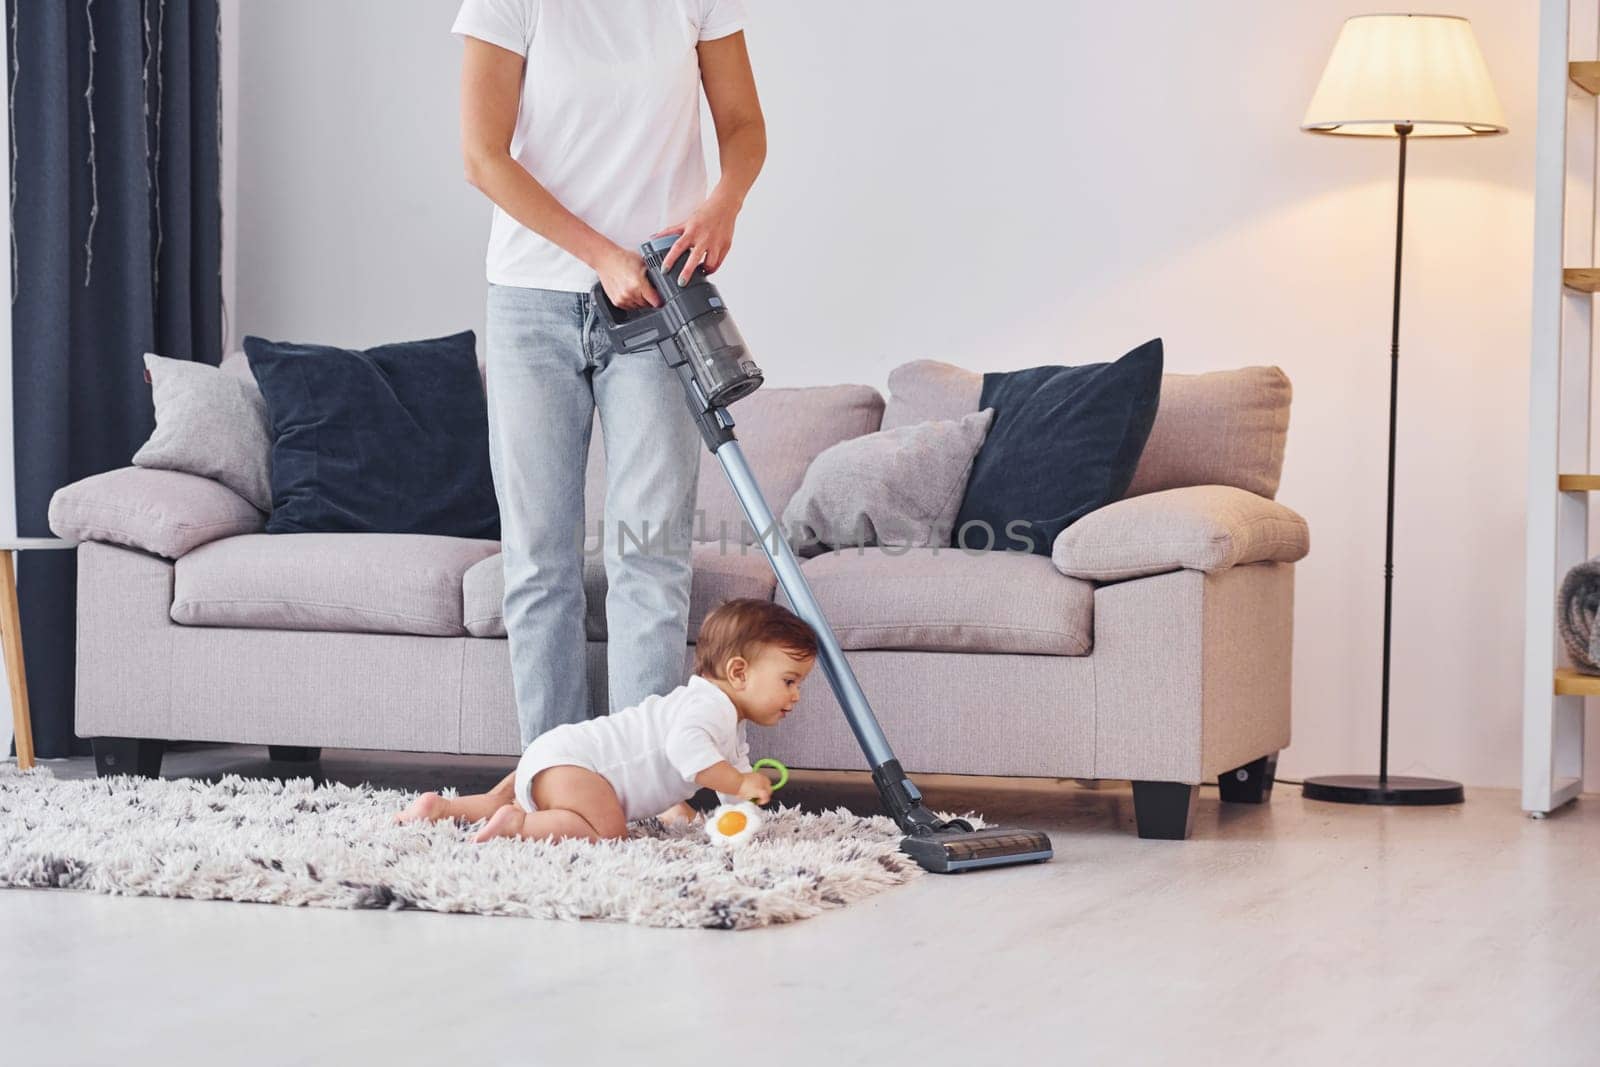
{"left": 473, "top": 804, "right": 528, "bottom": 843}
{"left": 395, "top": 791, "right": 450, "bottom": 825}
{"left": 655, "top": 801, "right": 699, "bottom": 827}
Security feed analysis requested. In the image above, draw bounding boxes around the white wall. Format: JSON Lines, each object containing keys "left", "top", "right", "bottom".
{"left": 235, "top": 0, "right": 489, "bottom": 348}
{"left": 231, "top": 0, "right": 1567, "bottom": 790}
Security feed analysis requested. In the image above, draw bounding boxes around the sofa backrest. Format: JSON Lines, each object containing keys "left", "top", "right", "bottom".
{"left": 1124, "top": 366, "right": 1291, "bottom": 499}
{"left": 882, "top": 358, "right": 1292, "bottom": 500}
{"left": 584, "top": 383, "right": 886, "bottom": 545}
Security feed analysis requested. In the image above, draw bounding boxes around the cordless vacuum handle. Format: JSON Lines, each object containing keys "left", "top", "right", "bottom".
{"left": 590, "top": 237, "right": 764, "bottom": 439}
{"left": 590, "top": 235, "right": 711, "bottom": 353}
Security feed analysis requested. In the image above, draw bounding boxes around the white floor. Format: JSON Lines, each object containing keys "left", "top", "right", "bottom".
{"left": 2, "top": 746, "right": 1596, "bottom": 1066}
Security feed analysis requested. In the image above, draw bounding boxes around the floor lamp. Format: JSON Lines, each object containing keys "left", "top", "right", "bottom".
{"left": 1300, "top": 14, "right": 1506, "bottom": 805}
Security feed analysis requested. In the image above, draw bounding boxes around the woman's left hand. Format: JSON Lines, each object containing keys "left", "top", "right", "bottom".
{"left": 653, "top": 192, "right": 740, "bottom": 285}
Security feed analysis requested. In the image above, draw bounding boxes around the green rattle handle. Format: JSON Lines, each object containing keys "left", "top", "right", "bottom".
{"left": 752, "top": 758, "right": 788, "bottom": 792}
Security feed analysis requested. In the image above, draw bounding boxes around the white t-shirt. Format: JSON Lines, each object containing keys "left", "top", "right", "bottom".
{"left": 451, "top": 0, "right": 747, "bottom": 292}
{"left": 515, "top": 674, "right": 752, "bottom": 821}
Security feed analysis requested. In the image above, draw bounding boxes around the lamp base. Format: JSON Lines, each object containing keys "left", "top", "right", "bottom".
{"left": 1301, "top": 774, "right": 1464, "bottom": 806}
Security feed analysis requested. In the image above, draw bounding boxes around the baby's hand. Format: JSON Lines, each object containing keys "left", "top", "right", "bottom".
{"left": 737, "top": 771, "right": 773, "bottom": 805}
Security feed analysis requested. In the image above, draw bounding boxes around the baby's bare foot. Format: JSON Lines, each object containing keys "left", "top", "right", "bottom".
{"left": 655, "top": 801, "right": 699, "bottom": 827}
{"left": 395, "top": 791, "right": 448, "bottom": 825}
{"left": 473, "top": 804, "right": 526, "bottom": 843}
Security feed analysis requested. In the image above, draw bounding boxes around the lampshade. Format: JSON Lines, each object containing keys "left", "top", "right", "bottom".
{"left": 1302, "top": 14, "right": 1506, "bottom": 137}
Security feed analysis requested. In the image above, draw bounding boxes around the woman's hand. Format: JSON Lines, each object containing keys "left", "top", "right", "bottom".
{"left": 595, "top": 244, "right": 663, "bottom": 310}
{"left": 735, "top": 770, "right": 773, "bottom": 805}
{"left": 654, "top": 192, "right": 740, "bottom": 286}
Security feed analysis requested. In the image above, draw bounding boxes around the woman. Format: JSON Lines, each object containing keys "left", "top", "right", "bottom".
{"left": 451, "top": 0, "right": 766, "bottom": 746}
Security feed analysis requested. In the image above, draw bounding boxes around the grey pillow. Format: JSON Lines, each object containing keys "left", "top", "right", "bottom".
{"left": 132, "top": 352, "right": 272, "bottom": 512}
{"left": 782, "top": 408, "right": 994, "bottom": 554}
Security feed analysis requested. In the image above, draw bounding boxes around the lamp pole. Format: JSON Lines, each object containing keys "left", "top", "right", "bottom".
{"left": 1302, "top": 121, "right": 1463, "bottom": 806}
{"left": 1379, "top": 122, "right": 1411, "bottom": 786}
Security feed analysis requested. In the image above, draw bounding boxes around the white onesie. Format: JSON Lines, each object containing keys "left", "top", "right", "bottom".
{"left": 513, "top": 674, "right": 751, "bottom": 821}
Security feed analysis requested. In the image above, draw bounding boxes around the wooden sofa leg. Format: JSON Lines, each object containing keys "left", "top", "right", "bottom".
{"left": 92, "top": 737, "right": 165, "bottom": 778}
{"left": 1217, "top": 753, "right": 1278, "bottom": 804}
{"left": 1131, "top": 781, "right": 1198, "bottom": 840}
{"left": 268, "top": 745, "right": 322, "bottom": 764}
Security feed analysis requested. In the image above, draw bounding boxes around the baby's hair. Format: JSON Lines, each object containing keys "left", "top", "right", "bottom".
{"left": 694, "top": 598, "right": 819, "bottom": 680}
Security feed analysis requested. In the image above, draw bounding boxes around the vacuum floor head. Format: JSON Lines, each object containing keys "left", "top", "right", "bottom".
{"left": 899, "top": 825, "right": 1054, "bottom": 874}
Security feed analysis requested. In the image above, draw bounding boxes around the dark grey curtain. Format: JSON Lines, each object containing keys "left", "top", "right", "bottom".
{"left": 9, "top": 0, "right": 221, "bottom": 757}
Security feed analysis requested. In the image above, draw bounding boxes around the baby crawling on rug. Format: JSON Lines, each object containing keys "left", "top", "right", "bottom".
{"left": 397, "top": 598, "right": 817, "bottom": 843}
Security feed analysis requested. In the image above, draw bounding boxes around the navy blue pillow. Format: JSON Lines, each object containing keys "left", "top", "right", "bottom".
{"left": 953, "top": 338, "right": 1163, "bottom": 555}
{"left": 244, "top": 331, "right": 500, "bottom": 540}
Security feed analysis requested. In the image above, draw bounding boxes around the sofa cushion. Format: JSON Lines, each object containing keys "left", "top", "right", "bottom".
{"left": 881, "top": 359, "right": 984, "bottom": 430}
{"left": 782, "top": 408, "right": 994, "bottom": 555}
{"left": 582, "top": 386, "right": 885, "bottom": 548}
{"left": 244, "top": 330, "right": 501, "bottom": 539}
{"left": 173, "top": 533, "right": 501, "bottom": 637}
{"left": 1125, "top": 366, "right": 1291, "bottom": 500}
{"left": 777, "top": 546, "right": 1094, "bottom": 655}
{"left": 1052, "top": 485, "right": 1310, "bottom": 581}
{"left": 954, "top": 340, "right": 1164, "bottom": 556}
{"left": 49, "top": 467, "right": 266, "bottom": 560}
{"left": 693, "top": 384, "right": 885, "bottom": 545}
{"left": 463, "top": 542, "right": 779, "bottom": 640}
{"left": 880, "top": 359, "right": 1292, "bottom": 500}
{"left": 133, "top": 352, "right": 274, "bottom": 511}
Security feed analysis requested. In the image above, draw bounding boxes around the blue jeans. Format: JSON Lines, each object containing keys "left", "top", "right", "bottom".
{"left": 484, "top": 284, "right": 701, "bottom": 746}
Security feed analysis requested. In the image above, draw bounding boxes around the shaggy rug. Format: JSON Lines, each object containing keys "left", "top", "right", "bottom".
{"left": 0, "top": 766, "right": 930, "bottom": 929}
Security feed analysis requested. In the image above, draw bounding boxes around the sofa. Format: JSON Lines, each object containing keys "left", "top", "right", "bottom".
{"left": 48, "top": 357, "right": 1310, "bottom": 840}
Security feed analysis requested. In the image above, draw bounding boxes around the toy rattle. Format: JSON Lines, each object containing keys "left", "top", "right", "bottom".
{"left": 706, "top": 758, "right": 788, "bottom": 846}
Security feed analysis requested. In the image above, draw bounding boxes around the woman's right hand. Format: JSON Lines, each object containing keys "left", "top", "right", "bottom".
{"left": 595, "top": 244, "right": 662, "bottom": 310}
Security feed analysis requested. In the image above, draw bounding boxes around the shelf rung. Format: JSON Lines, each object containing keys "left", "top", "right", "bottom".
{"left": 1554, "top": 668, "right": 1600, "bottom": 695}
{"left": 1563, "top": 268, "right": 1600, "bottom": 292}
{"left": 1558, "top": 474, "right": 1600, "bottom": 491}
{"left": 1572, "top": 61, "right": 1600, "bottom": 94}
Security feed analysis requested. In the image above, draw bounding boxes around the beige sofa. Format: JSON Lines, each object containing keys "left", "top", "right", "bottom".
{"left": 49, "top": 359, "right": 1309, "bottom": 839}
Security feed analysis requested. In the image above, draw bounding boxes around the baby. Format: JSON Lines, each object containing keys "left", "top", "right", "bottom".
{"left": 397, "top": 597, "right": 818, "bottom": 843}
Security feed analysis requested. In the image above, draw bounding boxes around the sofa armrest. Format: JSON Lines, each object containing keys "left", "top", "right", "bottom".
{"left": 49, "top": 466, "right": 266, "bottom": 560}
{"left": 1052, "top": 484, "right": 1308, "bottom": 581}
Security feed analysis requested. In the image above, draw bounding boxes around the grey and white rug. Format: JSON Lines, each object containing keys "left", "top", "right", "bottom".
{"left": 0, "top": 766, "right": 929, "bottom": 929}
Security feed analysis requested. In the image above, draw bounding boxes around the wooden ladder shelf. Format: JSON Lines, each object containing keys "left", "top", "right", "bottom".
{"left": 1523, "top": 6, "right": 1597, "bottom": 816}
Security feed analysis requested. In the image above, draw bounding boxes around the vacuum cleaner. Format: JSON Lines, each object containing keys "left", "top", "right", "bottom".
{"left": 592, "top": 236, "right": 1053, "bottom": 874}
